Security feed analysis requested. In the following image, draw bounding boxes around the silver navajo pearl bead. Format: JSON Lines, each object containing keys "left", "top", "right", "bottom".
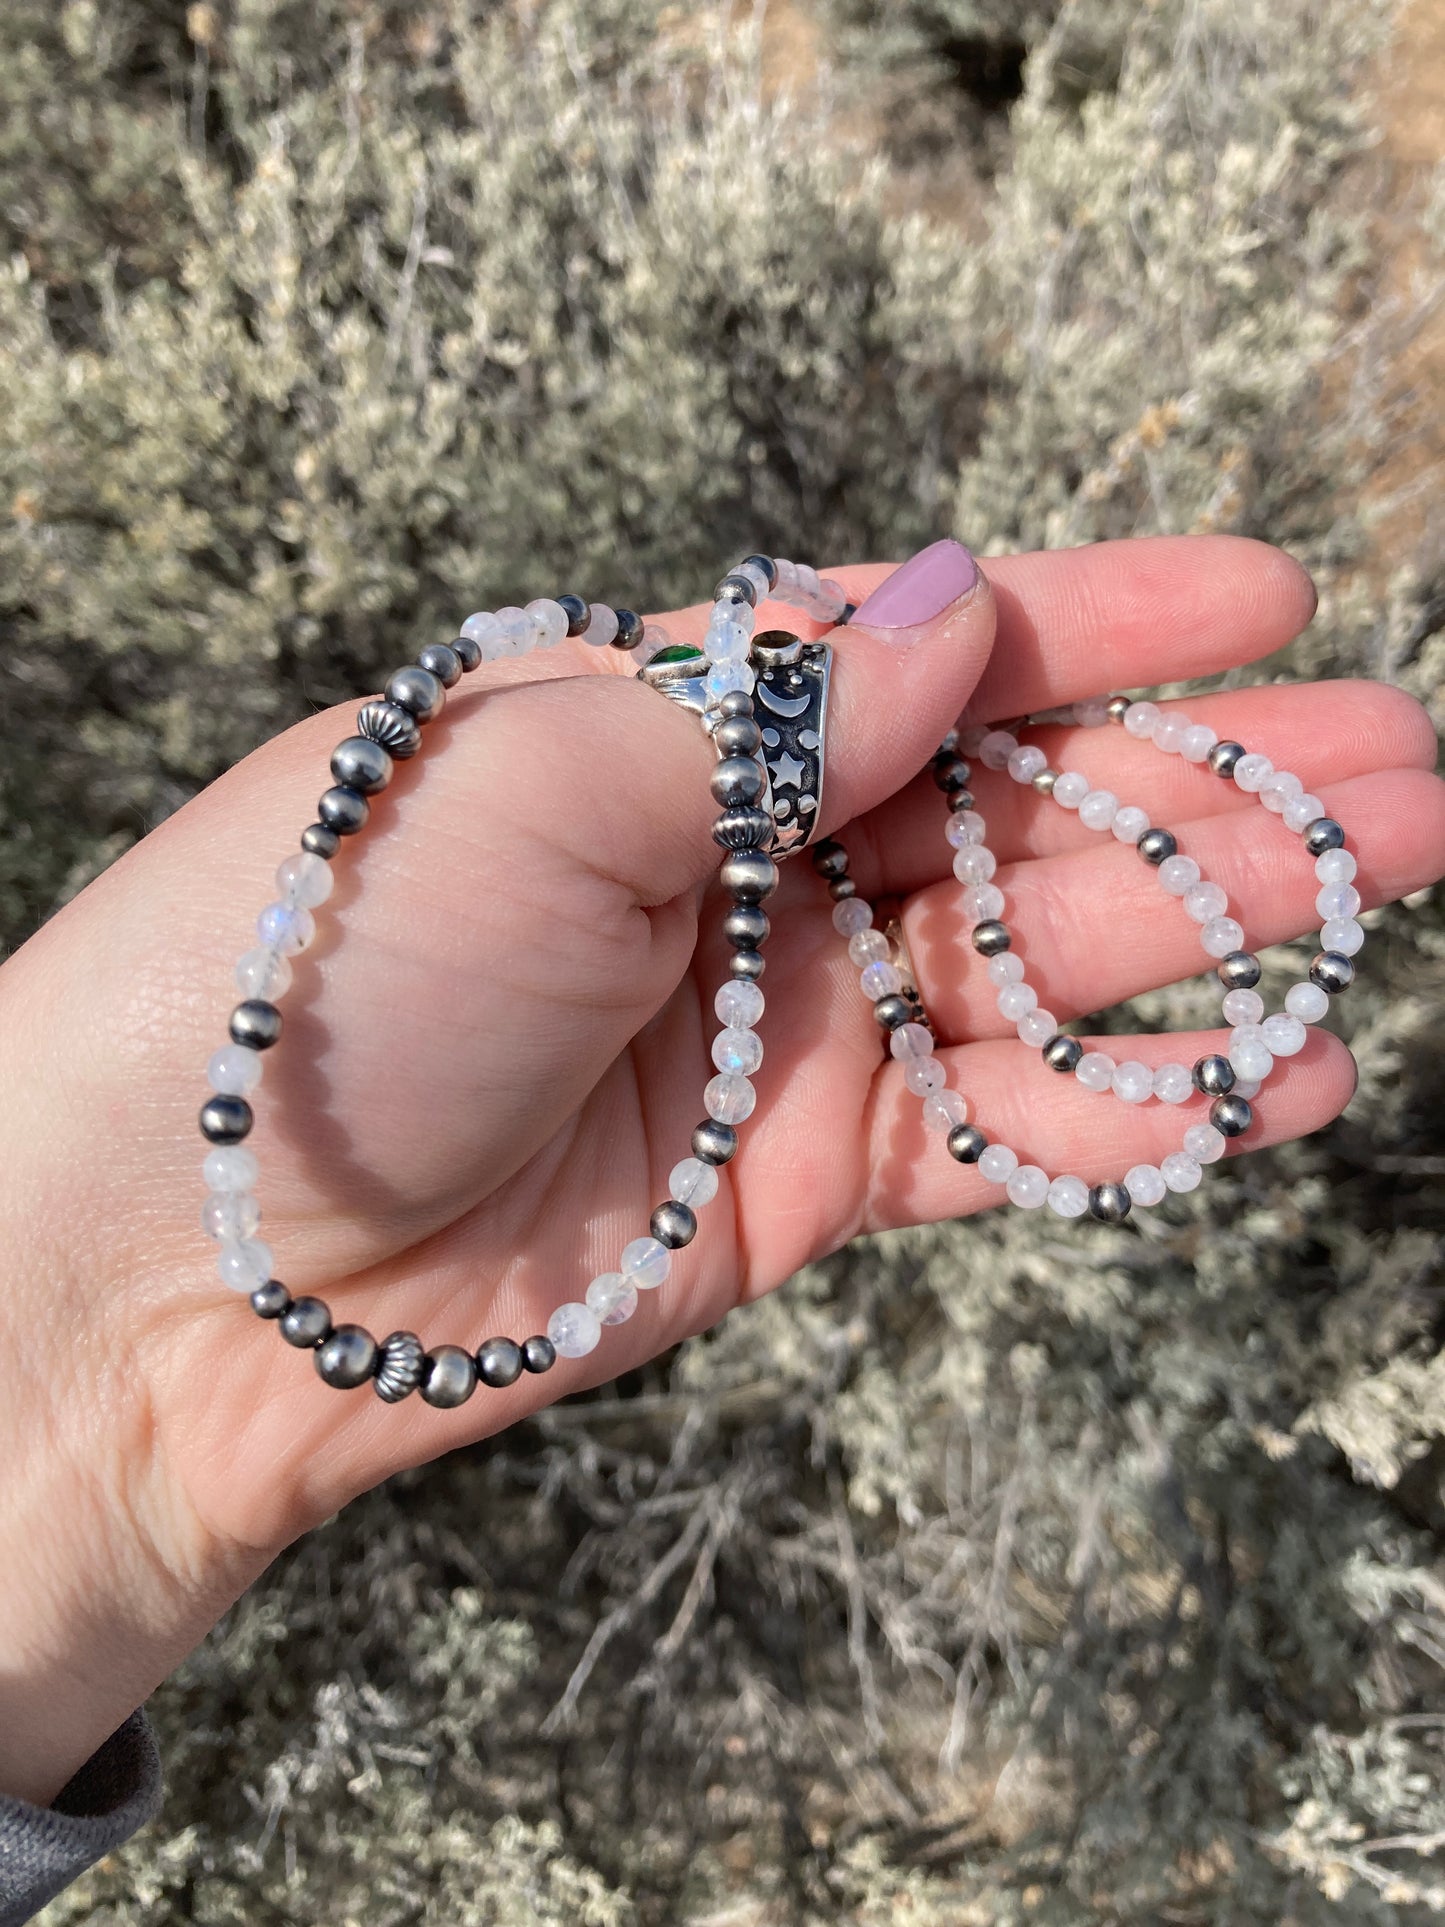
{"left": 1217, "top": 951, "right": 1262, "bottom": 990}
{"left": 330, "top": 735, "right": 393, "bottom": 796}
{"left": 357, "top": 700, "right": 422, "bottom": 758}
{"left": 1208, "top": 741, "right": 1246, "bottom": 778}
{"left": 1106, "top": 695, "right": 1131, "bottom": 724}
{"left": 873, "top": 994, "right": 913, "bottom": 1032}
{"left": 611, "top": 609, "right": 645, "bottom": 650}
{"left": 713, "top": 807, "right": 773, "bottom": 850}
{"left": 1043, "top": 1034, "right": 1082, "bottom": 1073}
{"left": 651, "top": 1201, "right": 697, "bottom": 1248}
{"left": 230, "top": 1000, "right": 282, "bottom": 1051}
{"left": 200, "top": 1095, "right": 252, "bottom": 1143}
{"left": 724, "top": 905, "right": 769, "bottom": 948}
{"left": 417, "top": 642, "right": 463, "bottom": 687}
{"left": 693, "top": 1119, "right": 739, "bottom": 1164}
{"left": 451, "top": 634, "right": 482, "bottom": 672}
{"left": 810, "top": 839, "right": 849, "bottom": 879}
{"left": 385, "top": 664, "right": 446, "bottom": 724}
{"left": 715, "top": 572, "right": 758, "bottom": 607}
{"left": 1137, "top": 828, "right": 1178, "bottom": 865}
{"left": 729, "top": 950, "right": 766, "bottom": 981}
{"left": 1302, "top": 817, "right": 1346, "bottom": 856}
{"left": 281, "top": 1297, "right": 332, "bottom": 1348}
{"left": 828, "top": 877, "right": 856, "bottom": 901}
{"left": 301, "top": 823, "right": 341, "bottom": 859}
{"left": 1210, "top": 1094, "right": 1253, "bottom": 1137}
{"left": 521, "top": 1335, "right": 556, "bottom": 1374}
{"left": 711, "top": 757, "right": 766, "bottom": 807}
{"left": 1032, "top": 769, "right": 1059, "bottom": 795}
{"left": 971, "top": 920, "right": 1011, "bottom": 956}
{"left": 947, "top": 1124, "right": 987, "bottom": 1164}
{"left": 714, "top": 716, "right": 762, "bottom": 758}
{"left": 716, "top": 691, "right": 755, "bottom": 720}
{"left": 721, "top": 850, "right": 779, "bottom": 903}
{"left": 1192, "top": 1054, "right": 1236, "bottom": 1097}
{"left": 1309, "top": 950, "right": 1355, "bottom": 994}
{"left": 250, "top": 1280, "right": 291, "bottom": 1319}
{"left": 476, "top": 1337, "right": 524, "bottom": 1388}
{"left": 315, "top": 1325, "right": 379, "bottom": 1389}
{"left": 420, "top": 1344, "right": 477, "bottom": 1408}
{"left": 556, "top": 594, "right": 589, "bottom": 635}
{"left": 375, "top": 1331, "right": 427, "bottom": 1402}
{"left": 1088, "top": 1182, "right": 1132, "bottom": 1223}
{"left": 317, "top": 786, "right": 369, "bottom": 835}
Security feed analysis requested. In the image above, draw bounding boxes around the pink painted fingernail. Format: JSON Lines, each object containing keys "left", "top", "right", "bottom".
{"left": 851, "top": 538, "right": 978, "bottom": 632}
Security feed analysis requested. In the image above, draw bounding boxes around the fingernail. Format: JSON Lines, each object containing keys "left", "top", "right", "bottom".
{"left": 851, "top": 538, "right": 978, "bottom": 632}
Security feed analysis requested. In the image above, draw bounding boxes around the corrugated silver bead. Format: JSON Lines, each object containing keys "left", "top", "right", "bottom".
{"left": 357, "top": 700, "right": 422, "bottom": 760}
{"left": 375, "top": 1331, "right": 426, "bottom": 1402}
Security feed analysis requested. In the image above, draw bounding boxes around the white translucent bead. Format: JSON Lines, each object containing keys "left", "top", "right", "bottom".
{"left": 922, "top": 1088, "right": 969, "bottom": 1134}
{"left": 1125, "top": 1163, "right": 1168, "bottom": 1207}
{"left": 1006, "top": 1164, "right": 1049, "bottom": 1208}
{"left": 715, "top": 980, "right": 765, "bottom": 1028}
{"left": 1261, "top": 1012, "right": 1307, "bottom": 1057}
{"left": 1316, "top": 882, "right": 1361, "bottom": 922}
{"left": 794, "top": 562, "right": 821, "bottom": 597}
{"left": 201, "top": 1192, "right": 260, "bottom": 1242}
{"left": 1153, "top": 1062, "right": 1194, "bottom": 1104}
{"left": 737, "top": 559, "right": 772, "bottom": 597}
{"left": 962, "top": 883, "right": 1006, "bottom": 922}
{"left": 712, "top": 596, "right": 754, "bottom": 636}
{"left": 1075, "top": 697, "right": 1111, "bottom": 728}
{"left": 1260, "top": 772, "right": 1304, "bottom": 813}
{"left": 1282, "top": 792, "right": 1325, "bottom": 832}
{"left": 1228, "top": 1031, "right": 1274, "bottom": 1082}
{"left": 1233, "top": 1077, "right": 1262, "bottom": 1100}
{"left": 1321, "top": 916, "right": 1365, "bottom": 955}
{"left": 704, "top": 661, "right": 755, "bottom": 703}
{"left": 860, "top": 960, "right": 904, "bottom": 1001}
{"left": 207, "top": 1044, "right": 263, "bottom": 1096}
{"left": 256, "top": 901, "right": 315, "bottom": 955}
{"left": 585, "top": 1273, "right": 637, "bottom": 1327}
{"left": 997, "top": 983, "right": 1038, "bottom": 1021}
{"left": 217, "top": 1238, "right": 273, "bottom": 1293}
{"left": 1047, "top": 1174, "right": 1090, "bottom": 1218}
{"left": 1157, "top": 854, "right": 1201, "bottom": 896}
{"left": 773, "top": 559, "right": 798, "bottom": 591}
{"left": 204, "top": 1145, "right": 259, "bottom": 1192}
{"left": 1112, "top": 805, "right": 1150, "bottom": 843}
{"left": 669, "top": 1158, "right": 720, "bottom": 1210}
{"left": 1315, "top": 848, "right": 1357, "bottom": 884}
{"left": 582, "top": 603, "right": 620, "bottom": 647}
{"left": 947, "top": 810, "right": 987, "bottom": 847}
{"left": 1152, "top": 712, "right": 1189, "bottom": 754}
{"left": 849, "top": 929, "right": 891, "bottom": 967}
{"left": 526, "top": 598, "right": 570, "bottom": 648}
{"left": 1180, "top": 723, "right": 1218, "bottom": 763}
{"left": 1076, "top": 1051, "right": 1116, "bottom": 1092}
{"left": 1018, "top": 1009, "right": 1057, "bottom": 1047}
{"left": 905, "top": 1058, "right": 947, "bottom": 1096}
{"left": 952, "top": 846, "right": 997, "bottom": 885}
{"left": 234, "top": 947, "right": 293, "bottom": 1000}
{"left": 977, "top": 1144, "right": 1018, "bottom": 1184}
{"left": 1233, "top": 752, "right": 1273, "bottom": 792}
{"left": 1183, "top": 881, "right": 1229, "bottom": 923}
{"left": 704, "top": 1073, "right": 756, "bottom": 1124}
{"left": 1052, "top": 771, "right": 1089, "bottom": 809}
{"left": 987, "top": 953, "right": 1025, "bottom": 986}
{"left": 276, "top": 851, "right": 335, "bottom": 910}
{"left": 1222, "top": 988, "right": 1265, "bottom": 1026}
{"left": 890, "top": 1022, "right": 934, "bottom": 1061}
{"left": 1202, "top": 917, "right": 1246, "bottom": 957}
{"left": 1184, "top": 1123, "right": 1227, "bottom": 1164}
{"left": 833, "top": 898, "right": 872, "bottom": 937}
{"left": 813, "top": 579, "right": 849, "bottom": 622}
{"left": 621, "top": 1236, "right": 671, "bottom": 1290}
{"left": 979, "top": 730, "right": 1018, "bottom": 771}
{"left": 712, "top": 1026, "right": 763, "bottom": 1076}
{"left": 1111, "top": 1060, "right": 1153, "bottom": 1104}
{"left": 495, "top": 605, "right": 533, "bottom": 653}
{"left": 1007, "top": 744, "right": 1048, "bottom": 784}
{"left": 1079, "top": 789, "right": 1119, "bottom": 831}
{"left": 548, "top": 1301, "right": 602, "bottom": 1357}
{"left": 1123, "top": 701, "right": 1160, "bottom": 739}
{"left": 461, "top": 608, "right": 502, "bottom": 645}
{"left": 1286, "top": 980, "right": 1331, "bottom": 1022}
{"left": 1160, "top": 1153, "right": 1203, "bottom": 1194}
{"left": 704, "top": 619, "right": 751, "bottom": 664}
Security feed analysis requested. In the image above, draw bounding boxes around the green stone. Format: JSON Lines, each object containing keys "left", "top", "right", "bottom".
{"left": 646, "top": 642, "right": 705, "bottom": 666}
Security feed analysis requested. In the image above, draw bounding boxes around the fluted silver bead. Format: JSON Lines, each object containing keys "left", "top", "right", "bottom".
{"left": 713, "top": 807, "right": 773, "bottom": 850}
{"left": 357, "top": 699, "right": 422, "bottom": 759}
{"left": 375, "top": 1331, "right": 426, "bottom": 1402}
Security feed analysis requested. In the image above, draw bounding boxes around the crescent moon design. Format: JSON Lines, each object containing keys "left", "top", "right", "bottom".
{"left": 757, "top": 682, "right": 813, "bottom": 719}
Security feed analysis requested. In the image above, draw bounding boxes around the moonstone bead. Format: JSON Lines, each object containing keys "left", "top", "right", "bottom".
{"left": 1201, "top": 916, "right": 1246, "bottom": 958}
{"left": 890, "top": 1022, "right": 934, "bottom": 1061}
{"left": 207, "top": 1044, "right": 263, "bottom": 1096}
{"left": 1228, "top": 1030, "right": 1274, "bottom": 1082}
{"left": 1157, "top": 855, "right": 1201, "bottom": 896}
{"left": 705, "top": 618, "right": 751, "bottom": 663}
{"left": 833, "top": 898, "right": 872, "bottom": 936}
{"left": 1052, "top": 771, "right": 1089, "bottom": 808}
{"left": 1047, "top": 1174, "right": 1090, "bottom": 1218}
{"left": 1125, "top": 1163, "right": 1168, "bottom": 1206}
{"left": 953, "top": 846, "right": 997, "bottom": 885}
{"left": 1111, "top": 1060, "right": 1153, "bottom": 1104}
{"left": 849, "top": 929, "right": 891, "bottom": 966}
{"left": 1123, "top": 701, "right": 1160, "bottom": 739}
{"left": 1316, "top": 882, "right": 1361, "bottom": 921}
{"left": 988, "top": 954, "right": 1025, "bottom": 986}
{"left": 977, "top": 1144, "right": 1019, "bottom": 1184}
{"left": 1260, "top": 772, "right": 1304, "bottom": 813}
{"left": 494, "top": 606, "right": 533, "bottom": 653}
{"left": 1006, "top": 1164, "right": 1049, "bottom": 1208}
{"left": 949, "top": 811, "right": 988, "bottom": 849}
{"left": 201, "top": 1192, "right": 261, "bottom": 1241}
{"left": 1079, "top": 789, "right": 1119, "bottom": 831}
{"left": 1151, "top": 713, "right": 1189, "bottom": 754}
{"left": 1160, "top": 1153, "right": 1203, "bottom": 1193}
{"left": 256, "top": 901, "right": 316, "bottom": 955}
{"left": 1075, "top": 697, "right": 1111, "bottom": 727}
{"left": 715, "top": 980, "right": 765, "bottom": 1028}
{"left": 1112, "top": 805, "right": 1150, "bottom": 843}
{"left": 1153, "top": 1063, "right": 1194, "bottom": 1105}
{"left": 1018, "top": 1009, "right": 1057, "bottom": 1047}
{"left": 235, "top": 947, "right": 294, "bottom": 1000}
{"left": 860, "top": 960, "right": 904, "bottom": 1000}
{"left": 705, "top": 661, "right": 755, "bottom": 702}
{"left": 1184, "top": 1122, "right": 1227, "bottom": 1163}
{"left": 1076, "top": 1052, "right": 1116, "bottom": 1092}
{"left": 1007, "top": 744, "right": 1048, "bottom": 784}
{"left": 1261, "top": 1012, "right": 1307, "bottom": 1057}
{"left": 704, "top": 1073, "right": 756, "bottom": 1125}
{"left": 461, "top": 608, "right": 504, "bottom": 649}
{"left": 1321, "top": 916, "right": 1365, "bottom": 955}
{"left": 1233, "top": 1077, "right": 1262, "bottom": 1100}
{"left": 712, "top": 1027, "right": 763, "bottom": 1076}
{"left": 204, "top": 1145, "right": 260, "bottom": 1192}
{"left": 997, "top": 983, "right": 1038, "bottom": 1021}
{"left": 962, "top": 883, "right": 1006, "bottom": 922}
{"left": 1315, "top": 848, "right": 1357, "bottom": 884}
{"left": 905, "top": 1058, "right": 947, "bottom": 1096}
{"left": 1285, "top": 981, "right": 1331, "bottom": 1022}
{"left": 277, "top": 851, "right": 335, "bottom": 909}
{"left": 585, "top": 1273, "right": 638, "bottom": 1326}
{"left": 547, "top": 1302, "right": 602, "bottom": 1358}
{"left": 1282, "top": 792, "right": 1325, "bottom": 832}
{"left": 217, "top": 1238, "right": 274, "bottom": 1293}
{"left": 669, "top": 1157, "right": 720, "bottom": 1209}
{"left": 581, "top": 603, "right": 620, "bottom": 647}
{"left": 923, "top": 1088, "right": 969, "bottom": 1134}
{"left": 526, "top": 598, "right": 571, "bottom": 648}
{"left": 621, "top": 1236, "right": 671, "bottom": 1289}
{"left": 1222, "top": 988, "right": 1265, "bottom": 1027}
{"left": 1180, "top": 723, "right": 1218, "bottom": 763}
{"left": 978, "top": 730, "right": 1018, "bottom": 770}
{"left": 1184, "top": 881, "right": 1229, "bottom": 923}
{"left": 1233, "top": 752, "right": 1273, "bottom": 792}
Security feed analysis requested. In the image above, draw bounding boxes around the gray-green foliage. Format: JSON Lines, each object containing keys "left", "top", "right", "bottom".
{"left": 10, "top": 0, "right": 1443, "bottom": 1922}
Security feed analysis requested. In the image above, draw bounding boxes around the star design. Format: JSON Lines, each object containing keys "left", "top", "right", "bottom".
{"left": 768, "top": 749, "right": 807, "bottom": 789}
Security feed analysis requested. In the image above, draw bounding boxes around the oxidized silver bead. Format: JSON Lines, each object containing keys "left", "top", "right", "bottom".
{"left": 716, "top": 690, "right": 755, "bottom": 720}
{"left": 417, "top": 642, "right": 463, "bottom": 687}
{"left": 420, "top": 1344, "right": 477, "bottom": 1408}
{"left": 318, "top": 785, "right": 369, "bottom": 835}
{"left": 230, "top": 1000, "right": 282, "bottom": 1051}
{"left": 693, "top": 1119, "right": 739, "bottom": 1164}
{"left": 932, "top": 757, "right": 971, "bottom": 794}
{"left": 873, "top": 994, "right": 913, "bottom": 1032}
{"left": 1210, "top": 1094, "right": 1253, "bottom": 1137}
{"left": 1309, "top": 950, "right": 1355, "bottom": 994}
{"left": 385, "top": 664, "right": 446, "bottom": 723}
{"left": 476, "top": 1336, "right": 524, "bottom": 1388}
{"left": 1043, "top": 1034, "right": 1082, "bottom": 1073}
{"left": 1137, "top": 828, "right": 1178, "bottom": 865}
{"left": 711, "top": 757, "right": 766, "bottom": 807}
{"left": 1302, "top": 817, "right": 1346, "bottom": 856}
{"left": 451, "top": 634, "right": 482, "bottom": 672}
{"left": 611, "top": 609, "right": 645, "bottom": 649}
{"left": 281, "top": 1296, "right": 332, "bottom": 1348}
{"left": 521, "top": 1334, "right": 557, "bottom": 1373}
{"left": 250, "top": 1280, "right": 291, "bottom": 1319}
{"left": 301, "top": 823, "right": 341, "bottom": 859}
{"left": 947, "top": 1124, "right": 987, "bottom": 1164}
{"left": 1032, "top": 768, "right": 1059, "bottom": 794}
{"left": 200, "top": 1095, "right": 252, "bottom": 1143}
{"left": 971, "top": 920, "right": 1011, "bottom": 956}
{"left": 315, "top": 1325, "right": 379, "bottom": 1389}
{"left": 1088, "top": 1181, "right": 1132, "bottom": 1223}
{"left": 358, "top": 700, "right": 423, "bottom": 759}
{"left": 651, "top": 1200, "right": 697, "bottom": 1248}
{"left": 713, "top": 807, "right": 772, "bottom": 851}
{"left": 724, "top": 905, "right": 769, "bottom": 948}
{"left": 810, "top": 839, "right": 849, "bottom": 879}
{"left": 1217, "top": 951, "right": 1262, "bottom": 990}
{"left": 556, "top": 594, "right": 589, "bottom": 636}
{"left": 1192, "top": 1053, "right": 1236, "bottom": 1096}
{"left": 330, "top": 735, "right": 393, "bottom": 796}
{"left": 740, "top": 553, "right": 779, "bottom": 590}
{"left": 1208, "top": 741, "right": 1246, "bottom": 778}
{"left": 714, "top": 716, "right": 762, "bottom": 758}
{"left": 714, "top": 572, "right": 758, "bottom": 607}
{"left": 721, "top": 850, "right": 779, "bottom": 904}
{"left": 1106, "top": 695, "right": 1131, "bottom": 724}
{"left": 729, "top": 949, "right": 766, "bottom": 981}
{"left": 375, "top": 1330, "right": 426, "bottom": 1402}
{"left": 828, "top": 877, "right": 856, "bottom": 901}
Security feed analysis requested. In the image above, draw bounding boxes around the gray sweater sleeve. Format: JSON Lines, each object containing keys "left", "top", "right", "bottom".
{"left": 0, "top": 1712, "right": 160, "bottom": 1926}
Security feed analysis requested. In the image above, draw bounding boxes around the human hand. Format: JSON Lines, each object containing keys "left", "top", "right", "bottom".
{"left": 2, "top": 535, "right": 1440, "bottom": 1805}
